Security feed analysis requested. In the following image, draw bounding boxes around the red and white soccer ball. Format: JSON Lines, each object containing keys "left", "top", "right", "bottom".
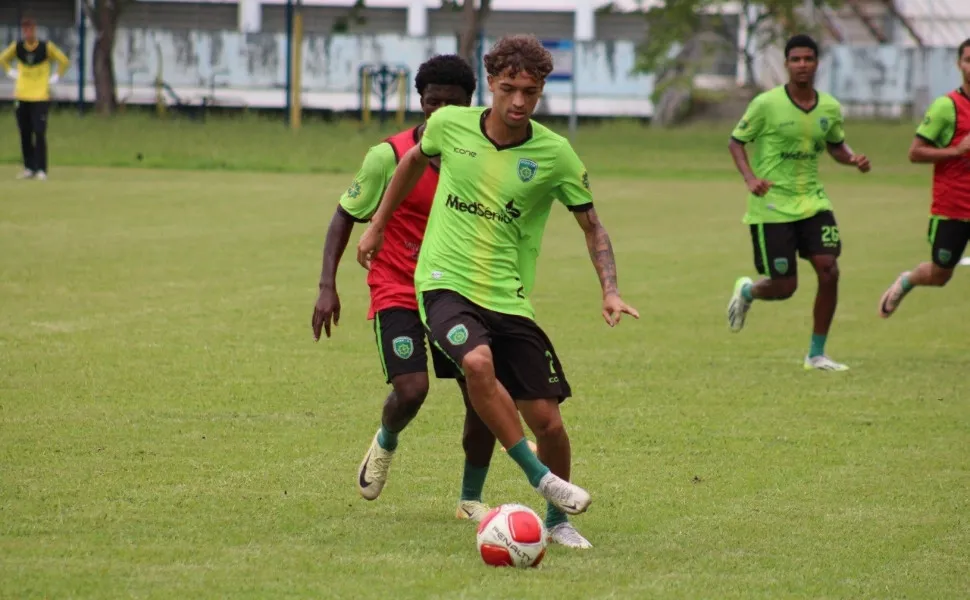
{"left": 476, "top": 503, "right": 547, "bottom": 568}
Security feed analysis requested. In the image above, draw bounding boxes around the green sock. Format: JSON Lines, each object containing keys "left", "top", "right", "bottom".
{"left": 809, "top": 333, "right": 827, "bottom": 358}
{"left": 507, "top": 438, "right": 549, "bottom": 487}
{"left": 741, "top": 282, "right": 754, "bottom": 301}
{"left": 545, "top": 502, "right": 568, "bottom": 529}
{"left": 376, "top": 424, "right": 398, "bottom": 452}
{"left": 901, "top": 273, "right": 914, "bottom": 292}
{"left": 460, "top": 462, "right": 489, "bottom": 502}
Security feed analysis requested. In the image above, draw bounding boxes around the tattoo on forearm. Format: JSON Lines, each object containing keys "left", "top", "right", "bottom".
{"left": 588, "top": 224, "right": 618, "bottom": 295}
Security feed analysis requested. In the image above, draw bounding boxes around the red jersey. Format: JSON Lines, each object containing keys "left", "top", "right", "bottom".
{"left": 365, "top": 128, "right": 438, "bottom": 318}
{"left": 925, "top": 90, "right": 970, "bottom": 219}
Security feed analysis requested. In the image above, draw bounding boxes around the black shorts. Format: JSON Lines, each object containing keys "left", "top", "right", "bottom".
{"left": 419, "top": 289, "right": 571, "bottom": 402}
{"left": 749, "top": 210, "right": 842, "bottom": 278}
{"left": 928, "top": 216, "right": 970, "bottom": 269}
{"left": 374, "top": 308, "right": 456, "bottom": 384}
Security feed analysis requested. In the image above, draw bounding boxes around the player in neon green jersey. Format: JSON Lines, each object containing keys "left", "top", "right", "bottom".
{"left": 726, "top": 34, "right": 871, "bottom": 371}
{"left": 357, "top": 34, "right": 639, "bottom": 549}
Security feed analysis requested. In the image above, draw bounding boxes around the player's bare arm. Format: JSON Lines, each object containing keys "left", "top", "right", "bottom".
{"left": 573, "top": 208, "right": 639, "bottom": 327}
{"left": 357, "top": 145, "right": 430, "bottom": 269}
{"left": 728, "top": 138, "right": 773, "bottom": 196}
{"left": 312, "top": 207, "right": 356, "bottom": 340}
{"left": 826, "top": 141, "right": 871, "bottom": 172}
{"left": 909, "top": 135, "right": 970, "bottom": 163}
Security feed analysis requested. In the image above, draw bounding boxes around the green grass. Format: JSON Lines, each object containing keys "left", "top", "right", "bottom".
{"left": 1, "top": 115, "right": 969, "bottom": 598}
{"left": 0, "top": 108, "right": 934, "bottom": 183}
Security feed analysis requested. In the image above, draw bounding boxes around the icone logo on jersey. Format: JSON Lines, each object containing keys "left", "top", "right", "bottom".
{"left": 454, "top": 147, "right": 477, "bottom": 157}
{"left": 445, "top": 194, "right": 520, "bottom": 224}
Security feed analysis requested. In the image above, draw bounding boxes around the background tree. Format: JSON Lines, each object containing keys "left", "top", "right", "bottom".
{"left": 80, "top": 0, "right": 131, "bottom": 115}
{"left": 637, "top": 0, "right": 843, "bottom": 90}
{"left": 350, "top": 0, "right": 491, "bottom": 65}
{"left": 638, "top": 0, "right": 843, "bottom": 126}
{"left": 454, "top": 0, "right": 491, "bottom": 66}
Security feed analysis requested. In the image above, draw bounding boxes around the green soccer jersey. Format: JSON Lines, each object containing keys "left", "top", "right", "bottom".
{"left": 339, "top": 142, "right": 397, "bottom": 220}
{"left": 731, "top": 85, "right": 847, "bottom": 224}
{"left": 416, "top": 105, "right": 593, "bottom": 319}
{"left": 916, "top": 95, "right": 958, "bottom": 148}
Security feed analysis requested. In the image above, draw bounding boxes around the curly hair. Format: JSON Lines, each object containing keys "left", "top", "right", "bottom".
{"left": 414, "top": 54, "right": 477, "bottom": 97}
{"left": 484, "top": 35, "right": 554, "bottom": 82}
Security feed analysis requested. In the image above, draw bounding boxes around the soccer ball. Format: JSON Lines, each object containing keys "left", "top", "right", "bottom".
{"left": 476, "top": 503, "right": 547, "bottom": 568}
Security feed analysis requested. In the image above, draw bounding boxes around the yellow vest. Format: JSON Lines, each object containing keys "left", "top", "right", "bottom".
{"left": 0, "top": 40, "right": 70, "bottom": 102}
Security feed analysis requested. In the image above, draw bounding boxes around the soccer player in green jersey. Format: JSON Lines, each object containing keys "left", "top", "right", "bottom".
{"left": 878, "top": 39, "right": 970, "bottom": 317}
{"left": 357, "top": 34, "right": 639, "bottom": 549}
{"left": 312, "top": 55, "right": 497, "bottom": 522}
{"left": 726, "top": 34, "right": 871, "bottom": 371}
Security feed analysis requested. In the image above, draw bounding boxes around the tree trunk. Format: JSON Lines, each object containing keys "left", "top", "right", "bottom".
{"left": 744, "top": 49, "right": 756, "bottom": 88}
{"left": 92, "top": 30, "right": 117, "bottom": 114}
{"left": 86, "top": 0, "right": 124, "bottom": 115}
{"left": 458, "top": 0, "right": 490, "bottom": 67}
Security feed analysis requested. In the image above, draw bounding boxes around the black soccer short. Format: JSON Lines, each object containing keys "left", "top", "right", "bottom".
{"left": 927, "top": 216, "right": 970, "bottom": 269}
{"left": 749, "top": 210, "right": 842, "bottom": 278}
{"left": 374, "top": 308, "right": 456, "bottom": 383}
{"left": 419, "top": 289, "right": 572, "bottom": 402}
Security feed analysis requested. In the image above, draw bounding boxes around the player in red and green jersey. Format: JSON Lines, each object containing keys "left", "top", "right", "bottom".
{"left": 878, "top": 39, "right": 970, "bottom": 317}
{"left": 357, "top": 35, "right": 639, "bottom": 549}
{"left": 726, "top": 35, "right": 871, "bottom": 371}
{"left": 310, "top": 55, "right": 499, "bottom": 523}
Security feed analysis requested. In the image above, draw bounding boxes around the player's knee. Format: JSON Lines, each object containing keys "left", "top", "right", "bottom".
{"left": 461, "top": 347, "right": 494, "bottom": 381}
{"left": 929, "top": 265, "right": 954, "bottom": 286}
{"left": 815, "top": 258, "right": 840, "bottom": 286}
{"left": 530, "top": 409, "right": 566, "bottom": 442}
{"left": 391, "top": 375, "right": 429, "bottom": 414}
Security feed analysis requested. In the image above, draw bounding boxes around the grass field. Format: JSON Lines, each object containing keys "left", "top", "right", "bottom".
{"left": 2, "top": 112, "right": 969, "bottom": 599}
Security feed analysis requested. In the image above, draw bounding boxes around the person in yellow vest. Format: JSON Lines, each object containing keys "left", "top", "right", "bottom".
{"left": 0, "top": 18, "right": 70, "bottom": 181}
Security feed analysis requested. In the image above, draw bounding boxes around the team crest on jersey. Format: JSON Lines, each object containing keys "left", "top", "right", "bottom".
{"left": 818, "top": 117, "right": 829, "bottom": 131}
{"left": 392, "top": 336, "right": 414, "bottom": 359}
{"left": 446, "top": 324, "right": 469, "bottom": 345}
{"left": 582, "top": 171, "right": 590, "bottom": 191}
{"left": 347, "top": 179, "right": 361, "bottom": 199}
{"left": 938, "top": 248, "right": 952, "bottom": 264}
{"left": 517, "top": 159, "right": 538, "bottom": 182}
{"left": 773, "top": 257, "right": 789, "bottom": 275}
{"left": 923, "top": 115, "right": 932, "bottom": 125}
{"left": 738, "top": 119, "right": 749, "bottom": 130}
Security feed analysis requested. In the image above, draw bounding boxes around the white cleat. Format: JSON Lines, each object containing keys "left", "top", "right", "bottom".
{"left": 455, "top": 500, "right": 491, "bottom": 523}
{"left": 803, "top": 355, "right": 849, "bottom": 372}
{"left": 878, "top": 271, "right": 911, "bottom": 319}
{"left": 548, "top": 522, "right": 593, "bottom": 549}
{"left": 34, "top": 171, "right": 47, "bottom": 181}
{"left": 536, "top": 472, "right": 591, "bottom": 516}
{"left": 727, "top": 276, "right": 753, "bottom": 332}
{"left": 16, "top": 169, "right": 34, "bottom": 180}
{"left": 357, "top": 429, "right": 395, "bottom": 501}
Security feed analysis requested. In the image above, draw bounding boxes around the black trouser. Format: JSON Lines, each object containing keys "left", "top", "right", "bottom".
{"left": 16, "top": 101, "right": 50, "bottom": 173}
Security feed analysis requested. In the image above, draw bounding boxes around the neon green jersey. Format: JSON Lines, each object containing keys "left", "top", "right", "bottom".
{"left": 417, "top": 105, "right": 593, "bottom": 319}
{"left": 731, "top": 85, "right": 846, "bottom": 224}
{"left": 916, "top": 95, "right": 958, "bottom": 147}
{"left": 339, "top": 142, "right": 396, "bottom": 220}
